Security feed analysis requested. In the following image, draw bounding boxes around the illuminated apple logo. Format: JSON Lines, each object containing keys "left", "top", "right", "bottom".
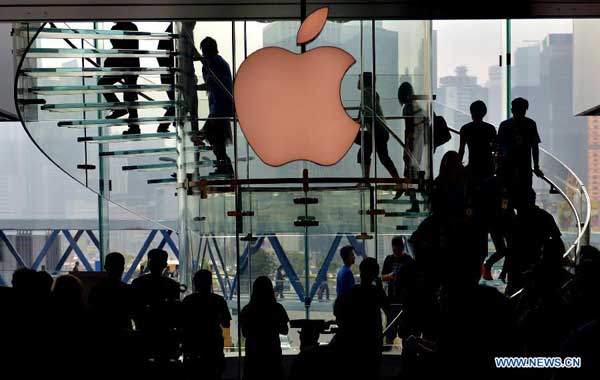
{"left": 234, "top": 7, "right": 359, "bottom": 166}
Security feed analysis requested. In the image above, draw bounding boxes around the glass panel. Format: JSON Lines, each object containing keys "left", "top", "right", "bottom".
{"left": 432, "top": 19, "right": 506, "bottom": 174}
{"left": 15, "top": 21, "right": 181, "bottom": 231}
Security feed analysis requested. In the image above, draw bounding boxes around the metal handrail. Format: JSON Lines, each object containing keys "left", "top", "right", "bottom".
{"left": 443, "top": 109, "right": 591, "bottom": 257}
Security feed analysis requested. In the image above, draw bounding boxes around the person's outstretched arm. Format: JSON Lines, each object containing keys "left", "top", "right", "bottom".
{"left": 532, "top": 143, "right": 543, "bottom": 177}
{"left": 458, "top": 130, "right": 466, "bottom": 163}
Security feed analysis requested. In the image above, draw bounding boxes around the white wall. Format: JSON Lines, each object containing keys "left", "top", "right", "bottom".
{"left": 573, "top": 19, "right": 600, "bottom": 115}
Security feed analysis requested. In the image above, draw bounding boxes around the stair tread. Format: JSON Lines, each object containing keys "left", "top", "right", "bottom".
{"left": 123, "top": 160, "right": 212, "bottom": 171}
{"left": 385, "top": 211, "right": 429, "bottom": 218}
{"left": 21, "top": 67, "right": 174, "bottom": 77}
{"left": 31, "top": 84, "right": 174, "bottom": 95}
{"left": 42, "top": 100, "right": 174, "bottom": 112}
{"left": 100, "top": 147, "right": 176, "bottom": 157}
{"left": 31, "top": 27, "right": 177, "bottom": 40}
{"left": 26, "top": 48, "right": 173, "bottom": 58}
{"left": 58, "top": 116, "right": 175, "bottom": 128}
{"left": 78, "top": 132, "right": 176, "bottom": 144}
{"left": 147, "top": 178, "right": 177, "bottom": 184}
{"left": 377, "top": 198, "right": 426, "bottom": 205}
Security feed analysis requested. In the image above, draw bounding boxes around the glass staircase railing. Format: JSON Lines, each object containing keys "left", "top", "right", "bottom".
{"left": 30, "top": 84, "right": 175, "bottom": 95}
{"left": 21, "top": 67, "right": 175, "bottom": 78}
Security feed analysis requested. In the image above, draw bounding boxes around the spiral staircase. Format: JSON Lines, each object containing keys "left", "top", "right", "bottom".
{"left": 13, "top": 22, "right": 591, "bottom": 295}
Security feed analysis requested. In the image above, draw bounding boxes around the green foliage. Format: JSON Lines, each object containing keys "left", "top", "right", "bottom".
{"left": 247, "top": 248, "right": 277, "bottom": 278}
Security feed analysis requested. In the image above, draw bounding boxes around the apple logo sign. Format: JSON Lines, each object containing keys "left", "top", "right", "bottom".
{"left": 234, "top": 7, "right": 360, "bottom": 167}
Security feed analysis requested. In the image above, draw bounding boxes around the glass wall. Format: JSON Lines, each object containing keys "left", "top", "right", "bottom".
{"left": 179, "top": 19, "right": 433, "bottom": 355}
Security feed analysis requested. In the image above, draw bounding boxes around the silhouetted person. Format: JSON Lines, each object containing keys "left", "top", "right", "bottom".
{"left": 497, "top": 97, "right": 544, "bottom": 210}
{"left": 138, "top": 263, "right": 146, "bottom": 278}
{"left": 179, "top": 21, "right": 201, "bottom": 136}
{"left": 274, "top": 265, "right": 285, "bottom": 299}
{"left": 433, "top": 280, "right": 518, "bottom": 380}
{"left": 194, "top": 36, "right": 234, "bottom": 176}
{"left": 569, "top": 246, "right": 600, "bottom": 328}
{"left": 156, "top": 23, "right": 175, "bottom": 133}
{"left": 9, "top": 268, "right": 54, "bottom": 378}
{"left": 335, "top": 245, "right": 355, "bottom": 298}
{"left": 50, "top": 274, "right": 88, "bottom": 379}
{"left": 88, "top": 252, "right": 133, "bottom": 379}
{"left": 432, "top": 151, "right": 487, "bottom": 283}
{"left": 353, "top": 72, "right": 401, "bottom": 195}
{"left": 557, "top": 319, "right": 599, "bottom": 380}
{"left": 398, "top": 81, "right": 426, "bottom": 210}
{"left": 239, "top": 276, "right": 289, "bottom": 380}
{"left": 333, "top": 257, "right": 389, "bottom": 379}
{"left": 431, "top": 151, "right": 467, "bottom": 219}
{"left": 131, "top": 248, "right": 181, "bottom": 363}
{"left": 72, "top": 260, "right": 80, "bottom": 272}
{"left": 458, "top": 100, "right": 497, "bottom": 180}
{"left": 182, "top": 270, "right": 231, "bottom": 380}
{"left": 89, "top": 252, "right": 132, "bottom": 331}
{"left": 97, "top": 22, "right": 141, "bottom": 135}
{"left": 38, "top": 270, "right": 53, "bottom": 297}
{"left": 317, "top": 277, "right": 329, "bottom": 302}
{"left": 382, "top": 236, "right": 417, "bottom": 345}
{"left": 482, "top": 175, "right": 512, "bottom": 282}
{"left": 506, "top": 189, "right": 562, "bottom": 296}
{"left": 517, "top": 238, "right": 571, "bottom": 374}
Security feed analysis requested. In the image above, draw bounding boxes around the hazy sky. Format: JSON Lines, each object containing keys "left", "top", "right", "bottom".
{"left": 433, "top": 19, "right": 572, "bottom": 85}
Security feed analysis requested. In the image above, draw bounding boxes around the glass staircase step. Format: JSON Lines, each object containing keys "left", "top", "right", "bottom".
{"left": 100, "top": 147, "right": 176, "bottom": 157}
{"left": 31, "top": 84, "right": 174, "bottom": 95}
{"left": 21, "top": 67, "right": 174, "bottom": 78}
{"left": 58, "top": 116, "right": 175, "bottom": 128}
{"left": 78, "top": 132, "right": 176, "bottom": 144}
{"left": 25, "top": 48, "right": 173, "bottom": 58}
{"left": 30, "top": 27, "right": 177, "bottom": 40}
{"left": 122, "top": 163, "right": 175, "bottom": 171}
{"left": 384, "top": 211, "right": 429, "bottom": 218}
{"left": 123, "top": 160, "right": 213, "bottom": 171}
{"left": 377, "top": 199, "right": 427, "bottom": 205}
{"left": 147, "top": 177, "right": 176, "bottom": 185}
{"left": 42, "top": 100, "right": 174, "bottom": 112}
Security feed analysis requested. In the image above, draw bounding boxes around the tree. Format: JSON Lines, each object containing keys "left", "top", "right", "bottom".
{"left": 246, "top": 248, "right": 277, "bottom": 279}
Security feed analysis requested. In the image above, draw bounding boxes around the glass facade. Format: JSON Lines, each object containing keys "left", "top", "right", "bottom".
{"left": 7, "top": 16, "right": 593, "bottom": 359}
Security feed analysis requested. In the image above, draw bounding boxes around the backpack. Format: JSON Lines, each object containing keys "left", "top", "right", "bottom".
{"left": 432, "top": 113, "right": 451, "bottom": 151}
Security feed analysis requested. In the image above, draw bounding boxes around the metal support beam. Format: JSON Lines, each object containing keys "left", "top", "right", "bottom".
{"left": 160, "top": 230, "right": 179, "bottom": 259}
{"left": 123, "top": 229, "right": 158, "bottom": 282}
{"left": 31, "top": 229, "right": 60, "bottom": 270}
{"left": 207, "top": 240, "right": 228, "bottom": 297}
{"left": 53, "top": 230, "right": 85, "bottom": 274}
{"left": 268, "top": 235, "right": 305, "bottom": 302}
{"left": 229, "top": 236, "right": 265, "bottom": 300}
{"left": 86, "top": 230, "right": 100, "bottom": 250}
{"left": 0, "top": 230, "right": 27, "bottom": 267}
{"left": 346, "top": 234, "right": 367, "bottom": 258}
{"left": 308, "top": 234, "right": 342, "bottom": 301}
{"left": 210, "top": 235, "right": 232, "bottom": 292}
{"left": 62, "top": 230, "right": 94, "bottom": 272}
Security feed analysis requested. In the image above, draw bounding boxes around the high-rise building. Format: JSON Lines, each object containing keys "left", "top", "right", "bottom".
{"left": 587, "top": 117, "right": 600, "bottom": 201}
{"left": 437, "top": 65, "right": 488, "bottom": 129}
